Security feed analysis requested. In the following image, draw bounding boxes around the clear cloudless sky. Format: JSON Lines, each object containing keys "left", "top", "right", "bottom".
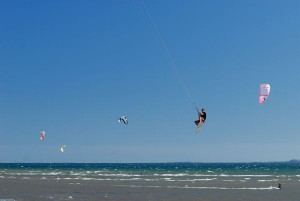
{"left": 0, "top": 0, "right": 299, "bottom": 163}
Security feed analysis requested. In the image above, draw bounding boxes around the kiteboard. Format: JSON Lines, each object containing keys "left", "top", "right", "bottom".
{"left": 195, "top": 118, "right": 204, "bottom": 133}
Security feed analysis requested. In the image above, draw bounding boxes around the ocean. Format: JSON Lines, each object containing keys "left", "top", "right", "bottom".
{"left": 0, "top": 162, "right": 299, "bottom": 201}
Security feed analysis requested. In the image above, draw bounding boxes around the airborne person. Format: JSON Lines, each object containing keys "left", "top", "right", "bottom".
{"left": 199, "top": 108, "right": 206, "bottom": 123}
{"left": 195, "top": 108, "right": 206, "bottom": 126}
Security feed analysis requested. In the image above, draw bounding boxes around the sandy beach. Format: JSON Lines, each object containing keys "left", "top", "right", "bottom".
{"left": 0, "top": 176, "right": 299, "bottom": 201}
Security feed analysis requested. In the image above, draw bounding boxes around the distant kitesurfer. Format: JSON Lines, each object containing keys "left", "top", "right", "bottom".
{"left": 194, "top": 108, "right": 206, "bottom": 126}
{"left": 199, "top": 108, "right": 206, "bottom": 123}
{"left": 278, "top": 183, "right": 281, "bottom": 189}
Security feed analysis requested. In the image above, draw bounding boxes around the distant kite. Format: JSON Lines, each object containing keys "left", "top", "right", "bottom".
{"left": 60, "top": 145, "right": 66, "bottom": 153}
{"left": 40, "top": 131, "right": 45, "bottom": 141}
{"left": 259, "top": 84, "right": 271, "bottom": 104}
{"left": 118, "top": 116, "right": 128, "bottom": 125}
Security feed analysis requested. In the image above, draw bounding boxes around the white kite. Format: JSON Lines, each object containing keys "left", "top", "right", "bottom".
{"left": 60, "top": 145, "right": 66, "bottom": 153}
{"left": 259, "top": 84, "right": 271, "bottom": 104}
{"left": 118, "top": 116, "right": 128, "bottom": 125}
{"left": 40, "top": 131, "right": 45, "bottom": 141}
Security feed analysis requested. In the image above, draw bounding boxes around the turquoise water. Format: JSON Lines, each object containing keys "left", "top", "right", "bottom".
{"left": 1, "top": 162, "right": 299, "bottom": 185}
{"left": 1, "top": 162, "right": 299, "bottom": 200}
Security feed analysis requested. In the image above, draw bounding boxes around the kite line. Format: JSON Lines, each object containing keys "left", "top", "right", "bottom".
{"left": 137, "top": 0, "right": 194, "bottom": 104}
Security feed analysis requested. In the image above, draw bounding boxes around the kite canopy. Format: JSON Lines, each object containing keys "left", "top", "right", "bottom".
{"left": 118, "top": 116, "right": 128, "bottom": 125}
{"left": 40, "top": 131, "right": 45, "bottom": 141}
{"left": 60, "top": 145, "right": 66, "bottom": 152}
{"left": 259, "top": 84, "right": 271, "bottom": 104}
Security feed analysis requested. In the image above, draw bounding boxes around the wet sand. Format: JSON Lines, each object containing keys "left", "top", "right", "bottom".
{"left": 0, "top": 177, "right": 299, "bottom": 201}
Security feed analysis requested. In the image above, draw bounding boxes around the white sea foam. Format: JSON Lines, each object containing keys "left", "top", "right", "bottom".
{"left": 6, "top": 172, "right": 38, "bottom": 176}
{"left": 164, "top": 178, "right": 175, "bottom": 181}
{"left": 218, "top": 174, "right": 273, "bottom": 177}
{"left": 178, "top": 178, "right": 216, "bottom": 182}
{"left": 160, "top": 173, "right": 274, "bottom": 178}
{"left": 70, "top": 172, "right": 87, "bottom": 176}
{"left": 63, "top": 178, "right": 74, "bottom": 180}
{"left": 98, "top": 173, "right": 140, "bottom": 177}
{"left": 144, "top": 178, "right": 160, "bottom": 181}
{"left": 130, "top": 178, "right": 143, "bottom": 181}
{"left": 117, "top": 185, "right": 279, "bottom": 190}
{"left": 82, "top": 178, "right": 94, "bottom": 180}
{"left": 161, "top": 173, "right": 188, "bottom": 177}
{"left": 258, "top": 179, "right": 279, "bottom": 182}
{"left": 191, "top": 174, "right": 215, "bottom": 177}
{"left": 42, "top": 172, "right": 63, "bottom": 176}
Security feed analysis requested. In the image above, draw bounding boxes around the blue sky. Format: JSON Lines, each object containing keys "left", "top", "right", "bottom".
{"left": 0, "top": 0, "right": 299, "bottom": 163}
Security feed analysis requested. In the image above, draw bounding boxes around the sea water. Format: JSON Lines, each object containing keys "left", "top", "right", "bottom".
{"left": 0, "top": 162, "right": 299, "bottom": 189}
{"left": 1, "top": 162, "right": 300, "bottom": 200}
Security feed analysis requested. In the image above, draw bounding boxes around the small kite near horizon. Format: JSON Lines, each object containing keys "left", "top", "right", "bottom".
{"left": 60, "top": 145, "right": 66, "bottom": 153}
{"left": 259, "top": 84, "right": 271, "bottom": 104}
{"left": 40, "top": 131, "right": 45, "bottom": 141}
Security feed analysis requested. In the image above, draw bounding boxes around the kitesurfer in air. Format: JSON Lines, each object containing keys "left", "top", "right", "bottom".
{"left": 199, "top": 108, "right": 206, "bottom": 123}
{"left": 194, "top": 106, "right": 206, "bottom": 126}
